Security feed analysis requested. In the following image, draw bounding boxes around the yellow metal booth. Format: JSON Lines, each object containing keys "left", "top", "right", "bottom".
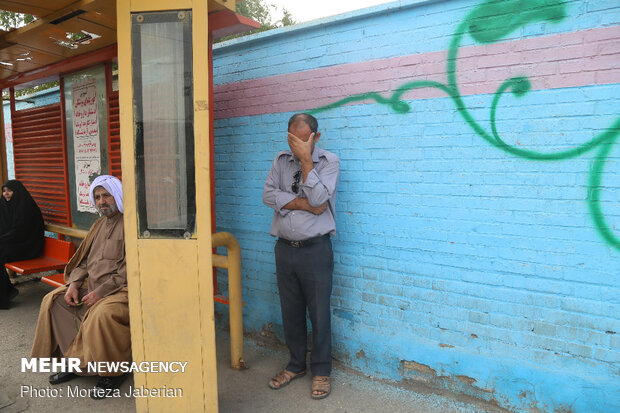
{"left": 0, "top": 1, "right": 258, "bottom": 411}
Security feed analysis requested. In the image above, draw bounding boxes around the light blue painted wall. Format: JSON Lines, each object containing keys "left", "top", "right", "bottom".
{"left": 214, "top": 0, "right": 619, "bottom": 84}
{"left": 213, "top": 1, "right": 620, "bottom": 412}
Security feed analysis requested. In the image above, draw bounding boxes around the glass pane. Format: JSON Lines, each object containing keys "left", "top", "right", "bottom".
{"left": 132, "top": 11, "right": 195, "bottom": 238}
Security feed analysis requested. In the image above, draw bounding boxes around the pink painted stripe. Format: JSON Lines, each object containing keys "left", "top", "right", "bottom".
{"left": 214, "top": 26, "right": 620, "bottom": 119}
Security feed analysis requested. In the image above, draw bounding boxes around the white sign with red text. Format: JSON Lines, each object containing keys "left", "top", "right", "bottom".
{"left": 72, "top": 79, "right": 101, "bottom": 213}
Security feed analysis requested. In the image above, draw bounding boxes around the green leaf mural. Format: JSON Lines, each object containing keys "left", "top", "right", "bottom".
{"left": 465, "top": 0, "right": 566, "bottom": 44}
{"left": 310, "top": 0, "right": 620, "bottom": 250}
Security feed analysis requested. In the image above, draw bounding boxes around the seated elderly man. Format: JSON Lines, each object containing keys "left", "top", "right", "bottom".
{"left": 31, "top": 175, "right": 130, "bottom": 398}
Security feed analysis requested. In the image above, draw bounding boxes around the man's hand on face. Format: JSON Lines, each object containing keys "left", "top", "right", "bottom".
{"left": 64, "top": 284, "right": 80, "bottom": 306}
{"left": 287, "top": 132, "right": 314, "bottom": 163}
{"left": 81, "top": 291, "right": 102, "bottom": 307}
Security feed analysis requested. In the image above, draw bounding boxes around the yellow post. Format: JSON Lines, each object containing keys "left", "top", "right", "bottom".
{"left": 212, "top": 232, "right": 245, "bottom": 370}
{"left": 117, "top": 1, "right": 230, "bottom": 411}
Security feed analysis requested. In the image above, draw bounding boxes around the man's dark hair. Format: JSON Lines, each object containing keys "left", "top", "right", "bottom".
{"left": 288, "top": 113, "right": 318, "bottom": 134}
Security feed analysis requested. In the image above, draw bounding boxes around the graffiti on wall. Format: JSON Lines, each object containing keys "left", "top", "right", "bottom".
{"left": 310, "top": 0, "right": 620, "bottom": 250}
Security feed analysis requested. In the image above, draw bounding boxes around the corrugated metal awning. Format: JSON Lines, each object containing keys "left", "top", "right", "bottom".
{"left": 0, "top": 0, "right": 258, "bottom": 88}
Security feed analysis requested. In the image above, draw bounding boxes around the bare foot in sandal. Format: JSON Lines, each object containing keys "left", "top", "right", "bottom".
{"left": 312, "top": 375, "right": 331, "bottom": 399}
{"left": 268, "top": 369, "right": 306, "bottom": 390}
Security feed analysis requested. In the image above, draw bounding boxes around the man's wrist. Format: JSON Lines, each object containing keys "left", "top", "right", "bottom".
{"left": 283, "top": 197, "right": 309, "bottom": 211}
{"left": 300, "top": 159, "right": 313, "bottom": 182}
{"left": 298, "top": 198, "right": 310, "bottom": 211}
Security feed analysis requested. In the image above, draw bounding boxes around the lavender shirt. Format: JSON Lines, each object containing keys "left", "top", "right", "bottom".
{"left": 263, "top": 146, "right": 340, "bottom": 241}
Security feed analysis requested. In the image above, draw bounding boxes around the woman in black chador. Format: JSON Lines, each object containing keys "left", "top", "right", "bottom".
{"left": 0, "top": 180, "right": 44, "bottom": 309}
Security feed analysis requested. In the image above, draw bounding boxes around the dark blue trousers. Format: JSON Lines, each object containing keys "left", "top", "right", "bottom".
{"left": 275, "top": 236, "right": 333, "bottom": 376}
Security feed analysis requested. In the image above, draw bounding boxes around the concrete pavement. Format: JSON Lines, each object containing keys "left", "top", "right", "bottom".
{"left": 0, "top": 278, "right": 511, "bottom": 413}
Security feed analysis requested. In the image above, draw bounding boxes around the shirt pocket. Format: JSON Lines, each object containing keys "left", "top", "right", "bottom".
{"left": 102, "top": 239, "right": 123, "bottom": 260}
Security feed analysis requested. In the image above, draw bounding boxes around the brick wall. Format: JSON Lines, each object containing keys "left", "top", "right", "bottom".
{"left": 213, "top": 1, "right": 620, "bottom": 411}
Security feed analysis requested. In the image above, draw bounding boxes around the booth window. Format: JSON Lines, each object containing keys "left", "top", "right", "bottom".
{"left": 132, "top": 11, "right": 195, "bottom": 238}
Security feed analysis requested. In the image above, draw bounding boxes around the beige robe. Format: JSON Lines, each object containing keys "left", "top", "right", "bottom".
{"left": 30, "top": 214, "right": 131, "bottom": 376}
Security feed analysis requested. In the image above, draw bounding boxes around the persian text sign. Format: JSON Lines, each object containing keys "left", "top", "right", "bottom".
{"left": 72, "top": 79, "right": 101, "bottom": 213}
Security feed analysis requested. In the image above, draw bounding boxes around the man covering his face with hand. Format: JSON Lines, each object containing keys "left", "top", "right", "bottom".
{"left": 263, "top": 113, "right": 340, "bottom": 400}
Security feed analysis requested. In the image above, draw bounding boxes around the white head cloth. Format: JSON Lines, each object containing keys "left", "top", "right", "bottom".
{"left": 89, "top": 175, "right": 123, "bottom": 214}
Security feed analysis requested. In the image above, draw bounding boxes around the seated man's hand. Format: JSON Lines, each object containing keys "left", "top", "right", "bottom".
{"left": 81, "top": 291, "right": 101, "bottom": 307}
{"left": 64, "top": 284, "right": 80, "bottom": 306}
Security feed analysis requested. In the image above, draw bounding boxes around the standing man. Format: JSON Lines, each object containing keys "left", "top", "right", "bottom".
{"left": 263, "top": 113, "right": 340, "bottom": 400}
{"left": 31, "top": 175, "right": 130, "bottom": 399}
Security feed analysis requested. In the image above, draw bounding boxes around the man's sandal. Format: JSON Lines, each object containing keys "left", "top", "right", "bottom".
{"left": 311, "top": 375, "right": 331, "bottom": 400}
{"left": 268, "top": 369, "right": 306, "bottom": 390}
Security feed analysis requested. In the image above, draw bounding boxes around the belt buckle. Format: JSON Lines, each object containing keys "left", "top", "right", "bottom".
{"left": 290, "top": 240, "right": 302, "bottom": 248}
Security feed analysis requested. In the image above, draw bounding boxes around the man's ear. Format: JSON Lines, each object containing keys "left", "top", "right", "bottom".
{"left": 314, "top": 132, "right": 321, "bottom": 142}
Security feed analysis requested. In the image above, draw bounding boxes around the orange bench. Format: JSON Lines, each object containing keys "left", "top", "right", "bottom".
{"left": 5, "top": 236, "right": 75, "bottom": 288}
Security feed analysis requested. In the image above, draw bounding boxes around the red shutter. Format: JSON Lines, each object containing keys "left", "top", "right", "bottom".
{"left": 108, "top": 90, "right": 121, "bottom": 178}
{"left": 12, "top": 103, "right": 71, "bottom": 226}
